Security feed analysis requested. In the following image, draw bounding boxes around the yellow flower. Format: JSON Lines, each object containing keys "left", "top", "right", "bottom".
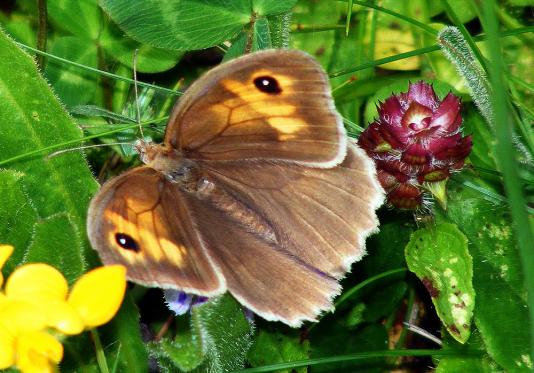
{"left": 0, "top": 245, "right": 127, "bottom": 373}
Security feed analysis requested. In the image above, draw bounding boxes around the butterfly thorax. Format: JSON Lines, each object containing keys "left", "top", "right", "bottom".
{"left": 134, "top": 141, "right": 277, "bottom": 243}
{"left": 135, "top": 140, "right": 198, "bottom": 186}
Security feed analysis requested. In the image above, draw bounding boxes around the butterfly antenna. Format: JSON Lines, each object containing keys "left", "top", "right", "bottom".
{"left": 46, "top": 142, "right": 133, "bottom": 160}
{"left": 133, "top": 48, "right": 144, "bottom": 138}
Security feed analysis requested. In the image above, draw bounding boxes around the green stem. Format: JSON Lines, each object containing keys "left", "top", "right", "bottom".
{"left": 91, "top": 329, "right": 110, "bottom": 373}
{"left": 13, "top": 42, "right": 181, "bottom": 96}
{"left": 335, "top": 268, "right": 407, "bottom": 308}
{"left": 329, "top": 25, "right": 534, "bottom": 78}
{"left": 232, "top": 348, "right": 482, "bottom": 373}
{"left": 482, "top": 0, "right": 534, "bottom": 365}
{"left": 340, "top": 0, "right": 437, "bottom": 36}
{"left": 36, "top": 0, "right": 47, "bottom": 70}
{"left": 0, "top": 121, "right": 155, "bottom": 167}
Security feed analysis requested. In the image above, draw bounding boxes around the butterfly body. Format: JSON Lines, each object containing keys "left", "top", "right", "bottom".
{"left": 88, "top": 49, "right": 384, "bottom": 327}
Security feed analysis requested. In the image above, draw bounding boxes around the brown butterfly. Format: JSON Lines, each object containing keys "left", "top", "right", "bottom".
{"left": 87, "top": 49, "right": 384, "bottom": 327}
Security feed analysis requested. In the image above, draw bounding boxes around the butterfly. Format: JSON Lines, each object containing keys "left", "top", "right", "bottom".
{"left": 87, "top": 49, "right": 384, "bottom": 327}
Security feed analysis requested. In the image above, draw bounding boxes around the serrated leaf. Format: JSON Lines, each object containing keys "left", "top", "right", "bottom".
{"left": 439, "top": 184, "right": 532, "bottom": 371}
{"left": 0, "top": 29, "right": 99, "bottom": 273}
{"left": 45, "top": 36, "right": 98, "bottom": 108}
{"left": 248, "top": 330, "right": 310, "bottom": 373}
{"left": 191, "top": 295, "right": 254, "bottom": 372}
{"left": 405, "top": 223, "right": 475, "bottom": 344}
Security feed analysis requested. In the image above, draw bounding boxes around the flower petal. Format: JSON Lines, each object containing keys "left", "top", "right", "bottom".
{"left": 0, "top": 300, "right": 47, "bottom": 334}
{"left": 0, "top": 324, "right": 15, "bottom": 369}
{"left": 430, "top": 93, "right": 462, "bottom": 133}
{"left": 5, "top": 263, "right": 68, "bottom": 302}
{"left": 0, "top": 245, "right": 14, "bottom": 287}
{"left": 43, "top": 301, "right": 84, "bottom": 335}
{"left": 406, "top": 81, "right": 439, "bottom": 109}
{"left": 67, "top": 265, "right": 126, "bottom": 328}
{"left": 16, "top": 331, "right": 63, "bottom": 373}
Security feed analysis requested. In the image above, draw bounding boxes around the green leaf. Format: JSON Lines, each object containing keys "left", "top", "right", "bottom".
{"left": 439, "top": 184, "right": 532, "bottom": 370}
{"left": 405, "top": 223, "right": 475, "bottom": 344}
{"left": 362, "top": 281, "right": 407, "bottom": 322}
{"left": 253, "top": 18, "right": 272, "bottom": 51}
{"left": 102, "top": 294, "right": 149, "bottom": 373}
{"left": 99, "top": 0, "right": 251, "bottom": 50}
{"left": 100, "top": 22, "right": 183, "bottom": 73}
{"left": 0, "top": 170, "right": 38, "bottom": 272}
{"left": 248, "top": 330, "right": 310, "bottom": 373}
{"left": 252, "top": 0, "right": 298, "bottom": 15}
{"left": 223, "top": 31, "right": 248, "bottom": 61}
{"left": 310, "top": 323, "right": 388, "bottom": 372}
{"left": 45, "top": 36, "right": 99, "bottom": 108}
{"left": 0, "top": 29, "right": 99, "bottom": 270}
{"left": 151, "top": 330, "right": 204, "bottom": 372}
{"left": 48, "top": 0, "right": 101, "bottom": 39}
{"left": 192, "top": 295, "right": 254, "bottom": 372}
{"left": 99, "top": 0, "right": 296, "bottom": 51}
{"left": 153, "top": 295, "right": 254, "bottom": 372}
{"left": 24, "top": 214, "right": 85, "bottom": 283}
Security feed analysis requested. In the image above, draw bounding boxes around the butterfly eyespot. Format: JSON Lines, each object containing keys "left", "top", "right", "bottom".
{"left": 253, "top": 76, "right": 282, "bottom": 94}
{"left": 115, "top": 233, "right": 140, "bottom": 252}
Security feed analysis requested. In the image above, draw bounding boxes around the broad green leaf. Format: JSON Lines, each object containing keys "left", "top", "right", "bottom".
{"left": 462, "top": 111, "right": 498, "bottom": 173}
{"left": 150, "top": 330, "right": 204, "bottom": 372}
{"left": 0, "top": 11, "right": 36, "bottom": 47}
{"left": 100, "top": 22, "right": 183, "bottom": 73}
{"left": 436, "top": 331, "right": 500, "bottom": 373}
{"left": 248, "top": 330, "right": 310, "bottom": 373}
{"left": 24, "top": 214, "right": 85, "bottom": 284}
{"left": 48, "top": 0, "right": 101, "bottom": 40}
{"left": 222, "top": 16, "right": 272, "bottom": 61}
{"left": 99, "top": 0, "right": 251, "bottom": 50}
{"left": 223, "top": 31, "right": 248, "bottom": 61}
{"left": 99, "top": 0, "right": 296, "bottom": 51}
{"left": 0, "top": 29, "right": 99, "bottom": 269}
{"left": 153, "top": 295, "right": 254, "bottom": 372}
{"left": 252, "top": 0, "right": 297, "bottom": 15}
{"left": 45, "top": 36, "right": 98, "bottom": 108}
{"left": 192, "top": 295, "right": 254, "bottom": 372}
{"left": 405, "top": 223, "right": 475, "bottom": 344}
{"left": 0, "top": 170, "right": 38, "bottom": 272}
{"left": 102, "top": 294, "right": 149, "bottom": 372}
{"left": 439, "top": 184, "right": 532, "bottom": 371}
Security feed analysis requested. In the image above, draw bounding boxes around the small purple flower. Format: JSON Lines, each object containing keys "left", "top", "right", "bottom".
{"left": 164, "top": 290, "right": 209, "bottom": 316}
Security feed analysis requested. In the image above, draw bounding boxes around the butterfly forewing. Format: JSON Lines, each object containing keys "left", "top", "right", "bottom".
{"left": 164, "top": 49, "right": 346, "bottom": 168}
{"left": 87, "top": 167, "right": 224, "bottom": 295}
